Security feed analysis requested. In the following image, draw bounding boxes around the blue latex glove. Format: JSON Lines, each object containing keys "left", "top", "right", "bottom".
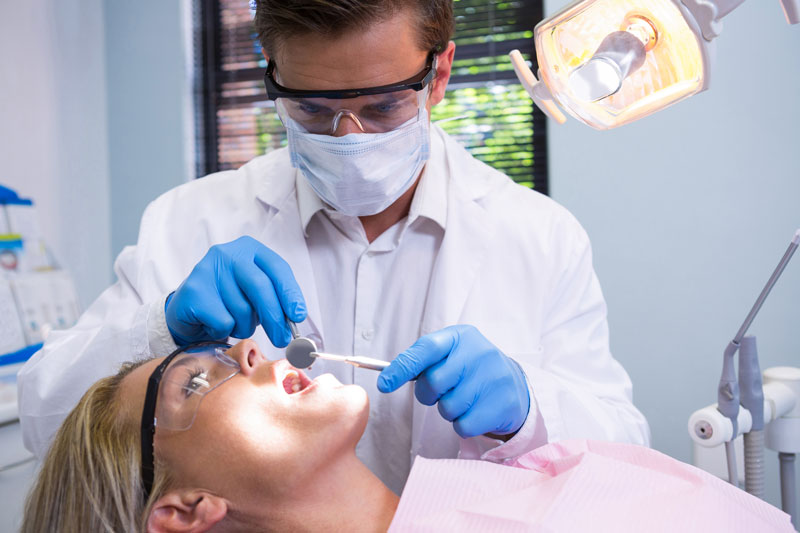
{"left": 165, "top": 236, "right": 306, "bottom": 347}
{"left": 377, "top": 325, "right": 530, "bottom": 439}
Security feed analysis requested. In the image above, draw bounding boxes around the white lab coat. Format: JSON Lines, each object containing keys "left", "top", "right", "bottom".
{"left": 18, "top": 125, "right": 650, "bottom": 472}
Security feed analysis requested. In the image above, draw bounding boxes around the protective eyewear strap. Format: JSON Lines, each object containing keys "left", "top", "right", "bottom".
{"left": 140, "top": 341, "right": 232, "bottom": 504}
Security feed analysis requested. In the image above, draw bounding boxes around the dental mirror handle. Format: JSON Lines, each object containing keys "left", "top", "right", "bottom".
{"left": 344, "top": 356, "right": 418, "bottom": 380}
{"left": 346, "top": 356, "right": 390, "bottom": 371}
{"left": 286, "top": 317, "right": 300, "bottom": 339}
{"left": 311, "top": 352, "right": 390, "bottom": 371}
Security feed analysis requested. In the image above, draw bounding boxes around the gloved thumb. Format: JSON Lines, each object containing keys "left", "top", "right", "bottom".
{"left": 377, "top": 328, "right": 457, "bottom": 393}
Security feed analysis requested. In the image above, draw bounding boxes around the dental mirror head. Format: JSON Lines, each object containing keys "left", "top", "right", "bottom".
{"left": 286, "top": 336, "right": 317, "bottom": 369}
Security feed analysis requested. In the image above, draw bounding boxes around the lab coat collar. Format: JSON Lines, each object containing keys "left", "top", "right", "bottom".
{"left": 406, "top": 124, "right": 447, "bottom": 231}
{"left": 418, "top": 125, "right": 496, "bottom": 336}
{"left": 253, "top": 160, "right": 326, "bottom": 346}
{"left": 296, "top": 169, "right": 325, "bottom": 237}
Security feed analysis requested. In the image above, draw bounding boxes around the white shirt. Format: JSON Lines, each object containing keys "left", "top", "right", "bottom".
{"left": 296, "top": 138, "right": 446, "bottom": 493}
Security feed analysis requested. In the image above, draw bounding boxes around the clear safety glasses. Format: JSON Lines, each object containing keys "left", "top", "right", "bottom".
{"left": 265, "top": 51, "right": 438, "bottom": 135}
{"left": 140, "top": 342, "right": 237, "bottom": 501}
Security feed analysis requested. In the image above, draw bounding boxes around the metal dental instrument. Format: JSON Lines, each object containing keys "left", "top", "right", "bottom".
{"left": 309, "top": 351, "right": 389, "bottom": 371}
{"left": 285, "top": 319, "right": 318, "bottom": 370}
{"left": 284, "top": 318, "right": 391, "bottom": 372}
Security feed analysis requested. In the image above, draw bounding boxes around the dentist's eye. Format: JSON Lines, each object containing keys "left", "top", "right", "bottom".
{"left": 298, "top": 103, "right": 322, "bottom": 114}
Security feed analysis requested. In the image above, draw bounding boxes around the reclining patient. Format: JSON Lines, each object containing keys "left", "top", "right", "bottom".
{"left": 22, "top": 340, "right": 793, "bottom": 532}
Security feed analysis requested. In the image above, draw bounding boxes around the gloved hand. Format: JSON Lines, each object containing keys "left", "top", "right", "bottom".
{"left": 165, "top": 236, "right": 306, "bottom": 347}
{"left": 377, "top": 325, "right": 530, "bottom": 439}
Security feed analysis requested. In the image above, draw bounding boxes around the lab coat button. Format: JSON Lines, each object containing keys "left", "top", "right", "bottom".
{"left": 361, "top": 329, "right": 374, "bottom": 340}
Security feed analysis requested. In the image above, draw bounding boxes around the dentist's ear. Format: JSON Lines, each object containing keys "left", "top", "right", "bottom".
{"left": 429, "top": 41, "right": 456, "bottom": 108}
{"left": 147, "top": 490, "right": 228, "bottom": 533}
{"left": 262, "top": 47, "right": 269, "bottom": 63}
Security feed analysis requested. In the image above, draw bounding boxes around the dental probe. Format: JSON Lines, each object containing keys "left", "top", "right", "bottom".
{"left": 310, "top": 352, "right": 390, "bottom": 371}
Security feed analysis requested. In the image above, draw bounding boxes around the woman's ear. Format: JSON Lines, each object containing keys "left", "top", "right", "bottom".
{"left": 147, "top": 490, "right": 228, "bottom": 533}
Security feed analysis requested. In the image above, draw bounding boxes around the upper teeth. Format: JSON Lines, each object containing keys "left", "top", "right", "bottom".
{"left": 285, "top": 371, "right": 302, "bottom": 393}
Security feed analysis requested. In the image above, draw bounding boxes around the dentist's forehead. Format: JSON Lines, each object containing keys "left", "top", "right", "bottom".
{"left": 274, "top": 12, "right": 428, "bottom": 91}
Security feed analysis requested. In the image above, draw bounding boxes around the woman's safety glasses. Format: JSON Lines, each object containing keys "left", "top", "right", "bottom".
{"left": 140, "top": 342, "right": 237, "bottom": 501}
{"left": 264, "top": 51, "right": 438, "bottom": 135}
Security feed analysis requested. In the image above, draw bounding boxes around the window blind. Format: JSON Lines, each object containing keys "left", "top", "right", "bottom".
{"left": 196, "top": 0, "right": 547, "bottom": 193}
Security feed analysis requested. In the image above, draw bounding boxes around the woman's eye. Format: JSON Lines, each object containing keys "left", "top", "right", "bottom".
{"left": 184, "top": 370, "right": 209, "bottom": 398}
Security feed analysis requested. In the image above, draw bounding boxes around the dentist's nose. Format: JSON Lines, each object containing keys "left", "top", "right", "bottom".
{"left": 227, "top": 339, "right": 265, "bottom": 376}
{"left": 330, "top": 110, "right": 365, "bottom": 136}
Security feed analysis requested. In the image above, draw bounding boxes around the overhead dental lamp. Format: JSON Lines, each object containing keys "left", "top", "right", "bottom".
{"left": 509, "top": 0, "right": 800, "bottom": 129}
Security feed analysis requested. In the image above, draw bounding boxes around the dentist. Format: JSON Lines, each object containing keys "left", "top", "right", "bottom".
{"left": 18, "top": 0, "right": 649, "bottom": 495}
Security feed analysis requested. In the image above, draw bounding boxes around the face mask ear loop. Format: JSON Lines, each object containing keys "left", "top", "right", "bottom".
{"left": 329, "top": 110, "right": 366, "bottom": 135}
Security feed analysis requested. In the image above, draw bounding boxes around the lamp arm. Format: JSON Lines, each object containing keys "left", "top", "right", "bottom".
{"left": 682, "top": 0, "right": 798, "bottom": 41}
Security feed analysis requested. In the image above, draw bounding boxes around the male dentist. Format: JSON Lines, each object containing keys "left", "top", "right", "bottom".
{"left": 19, "top": 0, "right": 649, "bottom": 495}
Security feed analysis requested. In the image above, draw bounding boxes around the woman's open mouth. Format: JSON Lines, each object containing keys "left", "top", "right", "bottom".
{"left": 282, "top": 368, "right": 313, "bottom": 394}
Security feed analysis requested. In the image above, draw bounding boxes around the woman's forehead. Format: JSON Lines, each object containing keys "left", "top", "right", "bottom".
{"left": 118, "top": 357, "right": 166, "bottom": 414}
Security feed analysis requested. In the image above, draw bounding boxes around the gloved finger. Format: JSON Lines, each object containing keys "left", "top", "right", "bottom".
{"left": 187, "top": 292, "right": 236, "bottom": 341}
{"left": 414, "top": 353, "right": 462, "bottom": 405}
{"left": 413, "top": 368, "right": 444, "bottom": 406}
{"left": 234, "top": 261, "right": 292, "bottom": 347}
{"left": 435, "top": 373, "right": 479, "bottom": 422}
{"left": 377, "top": 327, "right": 459, "bottom": 393}
{"left": 168, "top": 270, "right": 237, "bottom": 342}
{"left": 452, "top": 395, "right": 505, "bottom": 439}
{"left": 218, "top": 270, "right": 258, "bottom": 339}
{"left": 252, "top": 244, "right": 307, "bottom": 323}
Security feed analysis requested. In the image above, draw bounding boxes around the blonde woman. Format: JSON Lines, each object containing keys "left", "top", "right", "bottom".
{"left": 22, "top": 340, "right": 793, "bottom": 532}
{"left": 23, "top": 339, "right": 392, "bottom": 532}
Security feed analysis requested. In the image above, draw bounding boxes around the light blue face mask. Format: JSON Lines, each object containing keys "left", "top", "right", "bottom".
{"left": 282, "top": 97, "right": 431, "bottom": 217}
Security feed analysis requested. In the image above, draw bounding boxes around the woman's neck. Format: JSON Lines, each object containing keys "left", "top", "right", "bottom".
{"left": 244, "top": 454, "right": 399, "bottom": 531}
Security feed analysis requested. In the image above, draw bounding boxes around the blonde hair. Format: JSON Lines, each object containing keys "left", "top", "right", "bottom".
{"left": 21, "top": 360, "right": 172, "bottom": 533}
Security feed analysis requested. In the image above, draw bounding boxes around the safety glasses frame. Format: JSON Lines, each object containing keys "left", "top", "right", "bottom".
{"left": 140, "top": 341, "right": 233, "bottom": 503}
{"left": 264, "top": 51, "right": 438, "bottom": 100}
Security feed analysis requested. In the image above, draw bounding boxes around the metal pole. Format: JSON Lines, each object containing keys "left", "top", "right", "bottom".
{"left": 779, "top": 452, "right": 797, "bottom": 529}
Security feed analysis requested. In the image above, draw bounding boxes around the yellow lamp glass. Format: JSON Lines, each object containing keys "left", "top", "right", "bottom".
{"left": 535, "top": 0, "right": 707, "bottom": 129}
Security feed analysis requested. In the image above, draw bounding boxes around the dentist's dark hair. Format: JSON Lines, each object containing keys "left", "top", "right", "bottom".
{"left": 253, "top": 0, "right": 454, "bottom": 58}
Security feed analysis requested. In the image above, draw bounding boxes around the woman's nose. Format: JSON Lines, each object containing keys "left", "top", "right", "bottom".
{"left": 227, "top": 339, "right": 265, "bottom": 376}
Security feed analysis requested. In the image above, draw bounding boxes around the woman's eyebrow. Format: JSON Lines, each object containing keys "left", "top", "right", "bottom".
{"left": 164, "top": 356, "right": 201, "bottom": 377}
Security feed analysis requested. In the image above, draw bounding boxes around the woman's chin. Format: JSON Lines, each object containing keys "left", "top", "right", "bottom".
{"left": 317, "top": 378, "right": 370, "bottom": 441}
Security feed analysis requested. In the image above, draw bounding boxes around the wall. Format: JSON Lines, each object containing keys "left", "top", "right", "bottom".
{"left": 0, "top": 0, "right": 193, "bottom": 302}
{"left": 0, "top": 2, "right": 110, "bottom": 529}
{"left": 544, "top": 0, "right": 800, "bottom": 508}
{"left": 104, "top": 0, "right": 194, "bottom": 259}
{"left": 0, "top": 1, "right": 111, "bottom": 309}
